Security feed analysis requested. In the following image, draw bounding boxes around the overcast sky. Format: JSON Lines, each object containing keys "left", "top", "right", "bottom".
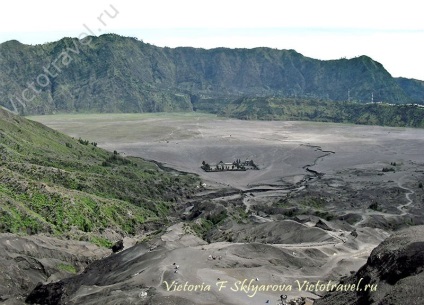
{"left": 1, "top": 0, "right": 423, "bottom": 80}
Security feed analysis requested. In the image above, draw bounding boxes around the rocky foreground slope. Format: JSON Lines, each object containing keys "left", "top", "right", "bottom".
{"left": 0, "top": 233, "right": 109, "bottom": 305}
{"left": 21, "top": 225, "right": 424, "bottom": 305}
{"left": 315, "top": 225, "right": 424, "bottom": 305}
{"left": 21, "top": 223, "right": 423, "bottom": 305}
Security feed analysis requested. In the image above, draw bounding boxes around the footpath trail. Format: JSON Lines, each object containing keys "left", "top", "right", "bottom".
{"left": 396, "top": 174, "right": 415, "bottom": 216}
{"left": 342, "top": 173, "right": 416, "bottom": 228}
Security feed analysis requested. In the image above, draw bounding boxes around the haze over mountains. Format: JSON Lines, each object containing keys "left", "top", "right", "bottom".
{"left": 1, "top": 34, "right": 424, "bottom": 115}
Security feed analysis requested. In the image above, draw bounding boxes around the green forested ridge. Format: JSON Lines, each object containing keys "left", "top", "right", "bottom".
{"left": 396, "top": 77, "right": 424, "bottom": 102}
{"left": 0, "top": 108, "right": 198, "bottom": 244}
{"left": 219, "top": 97, "right": 424, "bottom": 127}
{"left": 1, "top": 34, "right": 423, "bottom": 116}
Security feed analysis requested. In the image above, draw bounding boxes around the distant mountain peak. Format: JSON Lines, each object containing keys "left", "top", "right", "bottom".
{"left": 0, "top": 35, "right": 423, "bottom": 115}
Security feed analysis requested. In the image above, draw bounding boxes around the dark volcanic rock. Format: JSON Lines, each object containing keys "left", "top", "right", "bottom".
{"left": 338, "top": 213, "right": 362, "bottom": 225}
{"left": 314, "top": 225, "right": 424, "bottom": 305}
{"left": 315, "top": 219, "right": 334, "bottom": 231}
{"left": 0, "top": 234, "right": 109, "bottom": 304}
{"left": 24, "top": 241, "right": 157, "bottom": 305}
{"left": 350, "top": 229, "right": 359, "bottom": 238}
{"left": 25, "top": 281, "right": 64, "bottom": 305}
{"left": 111, "top": 240, "right": 124, "bottom": 253}
{"left": 294, "top": 215, "right": 311, "bottom": 224}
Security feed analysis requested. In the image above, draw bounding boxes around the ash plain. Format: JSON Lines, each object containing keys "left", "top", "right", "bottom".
{"left": 28, "top": 113, "right": 424, "bottom": 304}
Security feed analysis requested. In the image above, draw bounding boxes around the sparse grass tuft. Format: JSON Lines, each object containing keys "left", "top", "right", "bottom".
{"left": 89, "top": 236, "right": 114, "bottom": 248}
{"left": 56, "top": 263, "right": 77, "bottom": 274}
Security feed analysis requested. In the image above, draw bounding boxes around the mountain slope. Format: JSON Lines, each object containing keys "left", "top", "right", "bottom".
{"left": 0, "top": 108, "right": 199, "bottom": 242}
{"left": 314, "top": 225, "right": 424, "bottom": 305}
{"left": 396, "top": 77, "right": 424, "bottom": 103}
{"left": 220, "top": 97, "right": 424, "bottom": 127}
{"left": 1, "top": 34, "right": 423, "bottom": 115}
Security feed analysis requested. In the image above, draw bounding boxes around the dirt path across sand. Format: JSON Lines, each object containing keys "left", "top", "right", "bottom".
{"left": 397, "top": 174, "right": 415, "bottom": 215}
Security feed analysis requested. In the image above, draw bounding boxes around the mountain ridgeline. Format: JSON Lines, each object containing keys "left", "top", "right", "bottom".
{"left": 1, "top": 34, "right": 423, "bottom": 116}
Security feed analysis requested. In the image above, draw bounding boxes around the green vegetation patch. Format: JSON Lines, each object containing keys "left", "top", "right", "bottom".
{"left": 56, "top": 263, "right": 77, "bottom": 274}
{"left": 89, "top": 236, "right": 114, "bottom": 248}
{"left": 221, "top": 97, "right": 424, "bottom": 128}
{"left": 0, "top": 109, "right": 200, "bottom": 241}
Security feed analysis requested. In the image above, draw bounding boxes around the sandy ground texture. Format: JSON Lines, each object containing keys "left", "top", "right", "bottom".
{"left": 27, "top": 113, "right": 424, "bottom": 304}
{"left": 30, "top": 113, "right": 424, "bottom": 229}
{"left": 29, "top": 113, "right": 424, "bottom": 189}
{"left": 0, "top": 233, "right": 110, "bottom": 305}
{"left": 24, "top": 222, "right": 389, "bottom": 305}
